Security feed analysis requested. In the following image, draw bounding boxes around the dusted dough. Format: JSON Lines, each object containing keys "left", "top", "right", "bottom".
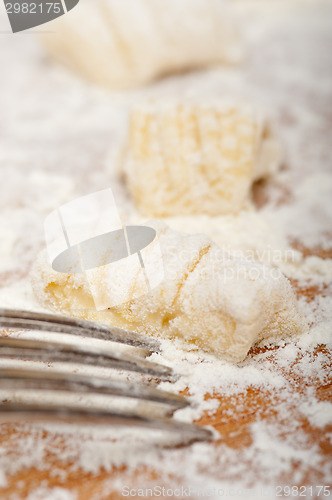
{"left": 31, "top": 222, "right": 306, "bottom": 363}
{"left": 122, "top": 101, "right": 281, "bottom": 216}
{"left": 41, "top": 0, "right": 242, "bottom": 90}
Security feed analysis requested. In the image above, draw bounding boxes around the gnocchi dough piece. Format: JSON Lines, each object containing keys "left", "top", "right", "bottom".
{"left": 31, "top": 222, "right": 306, "bottom": 363}
{"left": 122, "top": 101, "right": 281, "bottom": 216}
{"left": 41, "top": 0, "right": 242, "bottom": 90}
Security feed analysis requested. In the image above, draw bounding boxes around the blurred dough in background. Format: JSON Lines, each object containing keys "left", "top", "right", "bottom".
{"left": 41, "top": 0, "right": 242, "bottom": 90}
{"left": 122, "top": 101, "right": 281, "bottom": 216}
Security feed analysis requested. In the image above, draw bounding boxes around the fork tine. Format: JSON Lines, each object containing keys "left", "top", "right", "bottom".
{"left": 0, "top": 337, "right": 174, "bottom": 380}
{"left": 0, "top": 403, "right": 214, "bottom": 443}
{"left": 0, "top": 308, "right": 160, "bottom": 351}
{"left": 0, "top": 367, "right": 188, "bottom": 409}
{"left": 0, "top": 310, "right": 213, "bottom": 443}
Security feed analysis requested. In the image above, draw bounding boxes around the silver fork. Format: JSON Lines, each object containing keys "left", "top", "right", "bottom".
{"left": 0, "top": 308, "right": 213, "bottom": 443}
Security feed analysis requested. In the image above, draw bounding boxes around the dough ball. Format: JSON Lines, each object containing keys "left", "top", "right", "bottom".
{"left": 41, "top": 0, "right": 242, "bottom": 89}
{"left": 122, "top": 101, "right": 281, "bottom": 216}
{"left": 31, "top": 222, "right": 306, "bottom": 363}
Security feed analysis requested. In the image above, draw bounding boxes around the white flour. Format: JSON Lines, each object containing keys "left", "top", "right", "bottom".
{"left": 0, "top": 0, "right": 331, "bottom": 498}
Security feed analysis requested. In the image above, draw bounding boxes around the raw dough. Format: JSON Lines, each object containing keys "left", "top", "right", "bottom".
{"left": 31, "top": 222, "right": 306, "bottom": 363}
{"left": 122, "top": 101, "right": 281, "bottom": 216}
{"left": 41, "top": 0, "right": 242, "bottom": 90}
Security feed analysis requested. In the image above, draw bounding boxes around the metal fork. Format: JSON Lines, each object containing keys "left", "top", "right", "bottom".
{"left": 0, "top": 308, "right": 213, "bottom": 443}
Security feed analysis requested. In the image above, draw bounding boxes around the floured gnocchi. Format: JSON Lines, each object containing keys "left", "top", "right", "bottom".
{"left": 31, "top": 222, "right": 306, "bottom": 363}
{"left": 121, "top": 101, "right": 281, "bottom": 216}
{"left": 41, "top": 0, "right": 242, "bottom": 90}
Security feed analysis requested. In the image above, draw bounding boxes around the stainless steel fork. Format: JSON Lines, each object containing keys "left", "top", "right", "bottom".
{"left": 0, "top": 308, "right": 213, "bottom": 443}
